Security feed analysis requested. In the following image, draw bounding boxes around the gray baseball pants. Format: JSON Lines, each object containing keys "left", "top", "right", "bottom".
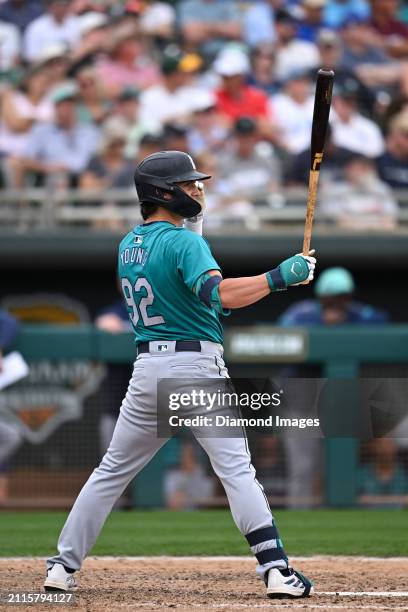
{"left": 47, "top": 341, "right": 287, "bottom": 576}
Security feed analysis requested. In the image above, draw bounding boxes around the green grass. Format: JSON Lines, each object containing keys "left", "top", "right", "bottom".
{"left": 0, "top": 510, "right": 407, "bottom": 557}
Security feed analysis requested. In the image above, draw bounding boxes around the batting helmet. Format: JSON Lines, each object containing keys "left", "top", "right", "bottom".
{"left": 134, "top": 150, "right": 211, "bottom": 218}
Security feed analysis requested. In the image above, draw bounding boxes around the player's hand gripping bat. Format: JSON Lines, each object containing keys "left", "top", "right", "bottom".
{"left": 302, "top": 69, "right": 334, "bottom": 265}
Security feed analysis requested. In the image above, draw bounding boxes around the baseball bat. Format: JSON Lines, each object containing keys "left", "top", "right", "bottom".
{"left": 302, "top": 69, "right": 334, "bottom": 257}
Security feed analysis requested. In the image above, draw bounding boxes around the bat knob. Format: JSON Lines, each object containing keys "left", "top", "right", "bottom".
{"left": 317, "top": 69, "right": 335, "bottom": 78}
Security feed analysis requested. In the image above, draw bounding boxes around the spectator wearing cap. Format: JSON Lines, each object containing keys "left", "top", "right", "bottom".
{"left": 95, "top": 22, "right": 160, "bottom": 98}
{"left": 187, "top": 90, "right": 228, "bottom": 156}
{"left": 178, "top": 0, "right": 241, "bottom": 59}
{"left": 323, "top": 0, "right": 370, "bottom": 29}
{"left": 104, "top": 86, "right": 157, "bottom": 159}
{"left": 162, "top": 123, "right": 189, "bottom": 152}
{"left": 0, "top": 19, "right": 21, "bottom": 69}
{"left": 213, "top": 48, "right": 278, "bottom": 141}
{"left": 75, "top": 64, "right": 111, "bottom": 125}
{"left": 242, "top": 0, "right": 276, "bottom": 49}
{"left": 138, "top": 0, "right": 176, "bottom": 42}
{"left": 16, "top": 82, "right": 100, "bottom": 187}
{"left": 296, "top": 0, "right": 327, "bottom": 43}
{"left": 369, "top": 0, "right": 408, "bottom": 59}
{"left": 247, "top": 43, "right": 279, "bottom": 96}
{"left": 0, "top": 0, "right": 43, "bottom": 34}
{"left": 320, "top": 154, "right": 398, "bottom": 230}
{"left": 281, "top": 267, "right": 389, "bottom": 325}
{"left": 278, "top": 266, "right": 389, "bottom": 509}
{"left": 23, "top": 0, "right": 80, "bottom": 62}
{"left": 270, "top": 69, "right": 315, "bottom": 154}
{"left": 37, "top": 43, "right": 70, "bottom": 88}
{"left": 0, "top": 60, "right": 54, "bottom": 186}
{"left": 330, "top": 83, "right": 384, "bottom": 157}
{"left": 139, "top": 46, "right": 205, "bottom": 129}
{"left": 80, "top": 124, "right": 132, "bottom": 191}
{"left": 216, "top": 116, "right": 281, "bottom": 216}
{"left": 273, "top": 8, "right": 319, "bottom": 81}
{"left": 377, "top": 110, "right": 408, "bottom": 194}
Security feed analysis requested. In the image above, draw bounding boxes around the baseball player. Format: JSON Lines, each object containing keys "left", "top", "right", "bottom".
{"left": 44, "top": 151, "right": 316, "bottom": 599}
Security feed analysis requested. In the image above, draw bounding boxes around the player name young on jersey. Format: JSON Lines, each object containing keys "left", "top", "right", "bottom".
{"left": 120, "top": 247, "right": 148, "bottom": 267}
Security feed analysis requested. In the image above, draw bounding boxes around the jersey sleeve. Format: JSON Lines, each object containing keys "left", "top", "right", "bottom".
{"left": 173, "top": 230, "right": 221, "bottom": 292}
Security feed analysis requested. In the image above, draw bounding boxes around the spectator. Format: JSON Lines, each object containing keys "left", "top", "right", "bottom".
{"left": 369, "top": 0, "right": 408, "bottom": 59}
{"left": 242, "top": 0, "right": 277, "bottom": 48}
{"left": 178, "top": 0, "right": 241, "bottom": 59}
{"left": 217, "top": 116, "right": 281, "bottom": 217}
{"left": 16, "top": 82, "right": 100, "bottom": 188}
{"left": 75, "top": 64, "right": 111, "bottom": 125}
{"left": 339, "top": 16, "right": 402, "bottom": 93}
{"left": 162, "top": 123, "right": 189, "bottom": 152}
{"left": 139, "top": 0, "right": 176, "bottom": 42}
{"left": 69, "top": 11, "right": 110, "bottom": 69}
{"left": 278, "top": 267, "right": 390, "bottom": 507}
{"left": 359, "top": 437, "right": 408, "bottom": 508}
{"left": 213, "top": 47, "right": 277, "bottom": 140}
{"left": 133, "top": 132, "right": 164, "bottom": 163}
{"left": 320, "top": 155, "right": 399, "bottom": 230}
{"left": 95, "top": 22, "right": 160, "bottom": 98}
{"left": 37, "top": 43, "right": 70, "bottom": 88}
{"left": 330, "top": 83, "right": 385, "bottom": 157}
{"left": 139, "top": 46, "right": 205, "bottom": 129}
{"left": 187, "top": 90, "right": 228, "bottom": 156}
{"left": 0, "top": 0, "right": 43, "bottom": 34}
{"left": 164, "top": 441, "right": 214, "bottom": 510}
{"left": 296, "top": 0, "right": 327, "bottom": 43}
{"left": 273, "top": 8, "right": 319, "bottom": 81}
{"left": 287, "top": 123, "right": 354, "bottom": 185}
{"left": 104, "top": 86, "right": 157, "bottom": 159}
{"left": 79, "top": 124, "right": 132, "bottom": 191}
{"left": 247, "top": 43, "right": 279, "bottom": 96}
{"left": 316, "top": 28, "right": 375, "bottom": 114}
{"left": 271, "top": 69, "right": 315, "bottom": 154}
{"left": 377, "top": 110, "right": 408, "bottom": 192}
{"left": 0, "top": 19, "right": 21, "bottom": 69}
{"left": 323, "top": 0, "right": 370, "bottom": 29}
{"left": 0, "top": 62, "right": 54, "bottom": 186}
{"left": 23, "top": 0, "right": 80, "bottom": 62}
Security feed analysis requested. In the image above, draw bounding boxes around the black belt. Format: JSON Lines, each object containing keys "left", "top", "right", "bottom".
{"left": 137, "top": 340, "right": 202, "bottom": 354}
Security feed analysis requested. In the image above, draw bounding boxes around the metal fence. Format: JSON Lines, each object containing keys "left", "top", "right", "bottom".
{"left": 1, "top": 188, "right": 408, "bottom": 231}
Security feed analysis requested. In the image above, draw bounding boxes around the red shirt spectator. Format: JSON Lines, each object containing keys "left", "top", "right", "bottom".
{"left": 216, "top": 85, "right": 268, "bottom": 121}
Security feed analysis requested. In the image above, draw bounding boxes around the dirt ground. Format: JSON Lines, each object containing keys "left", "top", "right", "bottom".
{"left": 1, "top": 557, "right": 407, "bottom": 612}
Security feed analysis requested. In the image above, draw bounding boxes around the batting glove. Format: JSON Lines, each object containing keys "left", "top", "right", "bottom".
{"left": 266, "top": 250, "right": 316, "bottom": 291}
{"left": 292, "top": 250, "right": 316, "bottom": 285}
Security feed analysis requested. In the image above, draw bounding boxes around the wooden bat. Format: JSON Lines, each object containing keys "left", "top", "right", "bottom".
{"left": 303, "top": 69, "right": 334, "bottom": 257}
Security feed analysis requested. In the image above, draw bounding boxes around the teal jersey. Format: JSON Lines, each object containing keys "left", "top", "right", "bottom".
{"left": 118, "top": 221, "right": 226, "bottom": 345}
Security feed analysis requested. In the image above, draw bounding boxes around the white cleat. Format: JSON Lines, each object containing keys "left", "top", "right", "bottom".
{"left": 266, "top": 567, "right": 314, "bottom": 599}
{"left": 44, "top": 563, "right": 78, "bottom": 592}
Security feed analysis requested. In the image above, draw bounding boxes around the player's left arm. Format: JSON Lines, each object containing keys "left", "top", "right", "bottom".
{"left": 195, "top": 251, "right": 316, "bottom": 310}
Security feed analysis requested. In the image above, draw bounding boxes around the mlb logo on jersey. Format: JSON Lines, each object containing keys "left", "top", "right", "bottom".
{"left": 134, "top": 235, "right": 143, "bottom": 245}
{"left": 158, "top": 344, "right": 168, "bottom": 352}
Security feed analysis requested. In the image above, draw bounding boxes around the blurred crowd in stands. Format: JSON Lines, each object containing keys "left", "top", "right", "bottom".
{"left": 0, "top": 0, "right": 408, "bottom": 229}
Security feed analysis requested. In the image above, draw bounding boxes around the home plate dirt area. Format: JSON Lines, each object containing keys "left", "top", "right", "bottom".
{"left": 1, "top": 557, "right": 408, "bottom": 611}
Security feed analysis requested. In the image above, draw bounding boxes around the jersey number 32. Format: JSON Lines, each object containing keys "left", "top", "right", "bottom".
{"left": 121, "top": 277, "right": 165, "bottom": 327}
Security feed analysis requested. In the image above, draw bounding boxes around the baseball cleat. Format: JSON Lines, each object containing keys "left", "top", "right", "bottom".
{"left": 44, "top": 563, "right": 78, "bottom": 592}
{"left": 266, "top": 567, "right": 314, "bottom": 599}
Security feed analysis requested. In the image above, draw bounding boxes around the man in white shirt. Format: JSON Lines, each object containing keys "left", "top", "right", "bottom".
{"left": 274, "top": 8, "right": 319, "bottom": 81}
{"left": 23, "top": 0, "right": 79, "bottom": 63}
{"left": 139, "top": 47, "right": 208, "bottom": 129}
{"left": 270, "top": 70, "right": 315, "bottom": 154}
{"left": 330, "top": 84, "right": 384, "bottom": 158}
